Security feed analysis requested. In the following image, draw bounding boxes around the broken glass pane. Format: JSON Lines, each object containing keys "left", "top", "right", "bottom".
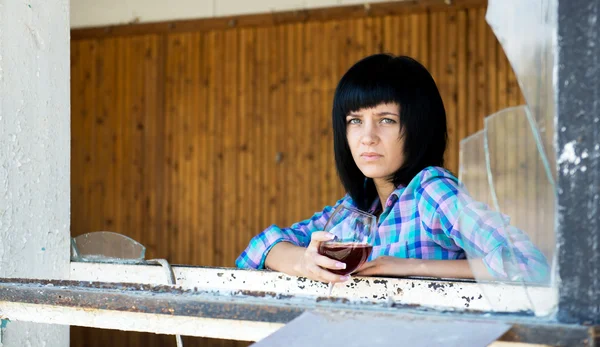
{"left": 481, "top": 0, "right": 558, "bottom": 316}
{"left": 486, "top": 0, "right": 557, "bottom": 184}
{"left": 484, "top": 107, "right": 556, "bottom": 265}
{"left": 459, "top": 131, "right": 494, "bottom": 210}
{"left": 71, "top": 231, "right": 146, "bottom": 264}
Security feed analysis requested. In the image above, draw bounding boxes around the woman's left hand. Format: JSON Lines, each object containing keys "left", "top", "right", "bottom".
{"left": 355, "top": 256, "right": 416, "bottom": 277}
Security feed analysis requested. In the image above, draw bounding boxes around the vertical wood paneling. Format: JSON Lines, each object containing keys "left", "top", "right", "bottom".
{"left": 71, "top": 4, "right": 545, "bottom": 346}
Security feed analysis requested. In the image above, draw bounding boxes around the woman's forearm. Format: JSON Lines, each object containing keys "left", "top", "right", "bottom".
{"left": 408, "top": 259, "right": 471, "bottom": 278}
{"left": 264, "top": 242, "right": 305, "bottom": 276}
{"left": 357, "top": 257, "right": 494, "bottom": 280}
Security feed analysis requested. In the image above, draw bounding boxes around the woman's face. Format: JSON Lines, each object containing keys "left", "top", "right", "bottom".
{"left": 345, "top": 103, "right": 404, "bottom": 180}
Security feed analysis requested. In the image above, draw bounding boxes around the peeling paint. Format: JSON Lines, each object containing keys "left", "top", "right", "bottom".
{"left": 69, "top": 263, "right": 557, "bottom": 315}
{"left": 558, "top": 141, "right": 579, "bottom": 165}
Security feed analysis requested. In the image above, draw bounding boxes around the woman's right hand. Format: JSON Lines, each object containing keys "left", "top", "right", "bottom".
{"left": 293, "top": 231, "right": 349, "bottom": 283}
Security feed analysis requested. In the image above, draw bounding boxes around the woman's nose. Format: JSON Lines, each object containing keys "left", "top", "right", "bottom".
{"left": 360, "top": 123, "right": 378, "bottom": 145}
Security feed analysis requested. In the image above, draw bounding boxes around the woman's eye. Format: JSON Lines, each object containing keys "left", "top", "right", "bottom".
{"left": 381, "top": 118, "right": 397, "bottom": 124}
{"left": 347, "top": 118, "right": 361, "bottom": 125}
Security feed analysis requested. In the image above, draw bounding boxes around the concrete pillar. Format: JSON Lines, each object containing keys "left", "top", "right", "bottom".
{"left": 0, "top": 0, "right": 71, "bottom": 345}
{"left": 556, "top": 0, "right": 600, "bottom": 325}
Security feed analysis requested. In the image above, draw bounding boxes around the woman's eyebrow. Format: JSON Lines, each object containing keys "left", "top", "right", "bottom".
{"left": 375, "top": 111, "right": 400, "bottom": 117}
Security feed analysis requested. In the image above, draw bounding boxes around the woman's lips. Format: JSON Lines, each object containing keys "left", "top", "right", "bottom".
{"left": 360, "top": 152, "right": 383, "bottom": 161}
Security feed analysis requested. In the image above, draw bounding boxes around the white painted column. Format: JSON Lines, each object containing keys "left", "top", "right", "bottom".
{"left": 0, "top": 0, "right": 71, "bottom": 345}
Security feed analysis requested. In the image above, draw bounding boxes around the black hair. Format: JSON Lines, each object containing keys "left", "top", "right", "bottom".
{"left": 332, "top": 53, "right": 448, "bottom": 211}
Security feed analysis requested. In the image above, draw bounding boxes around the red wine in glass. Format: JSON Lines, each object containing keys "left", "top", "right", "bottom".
{"left": 318, "top": 242, "right": 373, "bottom": 276}
{"left": 319, "top": 205, "right": 376, "bottom": 295}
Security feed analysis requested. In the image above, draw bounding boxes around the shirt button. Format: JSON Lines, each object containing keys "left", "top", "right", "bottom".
{"left": 387, "top": 200, "right": 393, "bottom": 207}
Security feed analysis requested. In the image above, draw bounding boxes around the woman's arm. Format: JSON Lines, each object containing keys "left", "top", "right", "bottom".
{"left": 356, "top": 257, "right": 494, "bottom": 280}
{"left": 416, "top": 175, "right": 550, "bottom": 283}
{"left": 236, "top": 197, "right": 348, "bottom": 270}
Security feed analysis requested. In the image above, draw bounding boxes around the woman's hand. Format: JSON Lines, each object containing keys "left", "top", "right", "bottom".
{"left": 292, "top": 231, "right": 350, "bottom": 283}
{"left": 355, "top": 256, "right": 414, "bottom": 277}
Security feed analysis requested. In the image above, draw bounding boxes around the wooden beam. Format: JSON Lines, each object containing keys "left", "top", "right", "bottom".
{"left": 71, "top": 0, "right": 487, "bottom": 40}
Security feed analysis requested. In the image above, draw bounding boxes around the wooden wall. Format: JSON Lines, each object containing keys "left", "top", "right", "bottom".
{"left": 70, "top": 1, "right": 530, "bottom": 346}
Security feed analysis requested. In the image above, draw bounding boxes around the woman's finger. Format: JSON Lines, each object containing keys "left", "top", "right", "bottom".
{"left": 307, "top": 231, "right": 335, "bottom": 251}
{"left": 309, "top": 264, "right": 348, "bottom": 283}
{"left": 354, "top": 267, "right": 378, "bottom": 276}
{"left": 312, "top": 253, "right": 346, "bottom": 271}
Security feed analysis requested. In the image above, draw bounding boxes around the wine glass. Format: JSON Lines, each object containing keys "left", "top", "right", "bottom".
{"left": 318, "top": 205, "right": 376, "bottom": 296}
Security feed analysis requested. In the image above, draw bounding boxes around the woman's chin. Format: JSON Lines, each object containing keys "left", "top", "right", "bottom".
{"left": 359, "top": 169, "right": 392, "bottom": 180}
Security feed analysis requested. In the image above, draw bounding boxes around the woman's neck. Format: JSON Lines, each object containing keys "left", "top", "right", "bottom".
{"left": 373, "top": 178, "right": 396, "bottom": 210}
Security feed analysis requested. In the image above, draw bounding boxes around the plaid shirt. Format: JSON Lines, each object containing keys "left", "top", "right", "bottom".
{"left": 236, "top": 166, "right": 549, "bottom": 283}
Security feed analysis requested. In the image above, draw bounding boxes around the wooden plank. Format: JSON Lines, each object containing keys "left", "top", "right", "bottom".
{"left": 132, "top": 36, "right": 151, "bottom": 255}
{"left": 457, "top": 10, "right": 468, "bottom": 145}
{"left": 486, "top": 21, "right": 498, "bottom": 116}
{"left": 270, "top": 25, "right": 285, "bottom": 227}
{"left": 255, "top": 26, "right": 268, "bottom": 235}
{"left": 382, "top": 16, "right": 393, "bottom": 53}
{"left": 436, "top": 11, "right": 451, "bottom": 170}
{"left": 162, "top": 34, "right": 175, "bottom": 265}
{"left": 326, "top": 20, "right": 341, "bottom": 206}
{"left": 188, "top": 32, "right": 200, "bottom": 265}
{"left": 401, "top": 12, "right": 411, "bottom": 55}
{"left": 305, "top": 21, "right": 320, "bottom": 216}
{"left": 208, "top": 30, "right": 224, "bottom": 266}
{"left": 244, "top": 27, "right": 261, "bottom": 260}
{"left": 446, "top": 10, "right": 458, "bottom": 174}
{"left": 392, "top": 15, "right": 402, "bottom": 56}
{"left": 165, "top": 33, "right": 184, "bottom": 264}
{"left": 69, "top": 40, "right": 87, "bottom": 238}
{"left": 293, "top": 22, "right": 306, "bottom": 224}
{"left": 418, "top": 12, "right": 429, "bottom": 67}
{"left": 82, "top": 40, "right": 98, "bottom": 235}
{"left": 221, "top": 28, "right": 239, "bottom": 267}
{"left": 466, "top": 8, "right": 478, "bottom": 135}
{"left": 112, "top": 37, "right": 126, "bottom": 240}
{"left": 408, "top": 13, "right": 420, "bottom": 61}
{"left": 475, "top": 7, "right": 487, "bottom": 131}
{"left": 71, "top": 0, "right": 488, "bottom": 40}
{"left": 265, "top": 26, "right": 279, "bottom": 235}
{"left": 202, "top": 31, "right": 218, "bottom": 268}
{"left": 92, "top": 38, "right": 112, "bottom": 234}
{"left": 283, "top": 23, "right": 295, "bottom": 224}
{"left": 237, "top": 27, "right": 251, "bottom": 262}
{"left": 142, "top": 35, "right": 166, "bottom": 261}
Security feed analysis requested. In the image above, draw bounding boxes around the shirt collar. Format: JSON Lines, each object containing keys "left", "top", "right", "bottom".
{"left": 368, "top": 185, "right": 406, "bottom": 214}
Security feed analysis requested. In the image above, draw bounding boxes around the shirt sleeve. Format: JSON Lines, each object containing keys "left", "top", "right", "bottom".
{"left": 235, "top": 196, "right": 348, "bottom": 270}
{"left": 417, "top": 173, "right": 550, "bottom": 283}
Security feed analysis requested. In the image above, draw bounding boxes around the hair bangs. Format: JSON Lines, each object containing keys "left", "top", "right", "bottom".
{"left": 333, "top": 55, "right": 401, "bottom": 120}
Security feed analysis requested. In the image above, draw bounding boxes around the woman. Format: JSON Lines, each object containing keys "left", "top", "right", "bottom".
{"left": 236, "top": 54, "right": 549, "bottom": 284}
